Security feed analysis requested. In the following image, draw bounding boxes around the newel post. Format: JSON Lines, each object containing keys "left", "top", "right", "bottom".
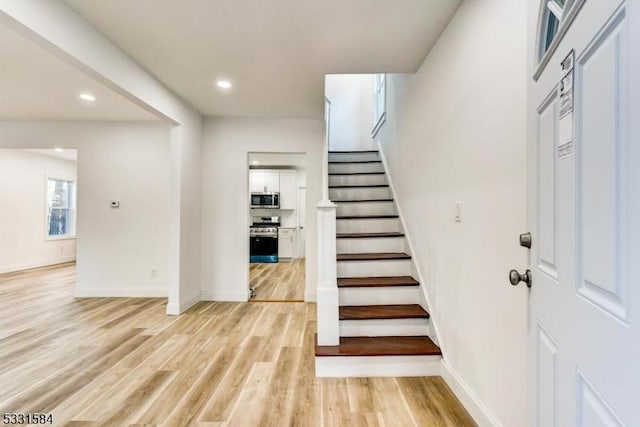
{"left": 316, "top": 200, "right": 339, "bottom": 345}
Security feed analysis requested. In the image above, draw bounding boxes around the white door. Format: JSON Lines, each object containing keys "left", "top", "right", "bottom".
{"left": 297, "top": 187, "right": 306, "bottom": 258}
{"left": 527, "top": 0, "right": 639, "bottom": 426}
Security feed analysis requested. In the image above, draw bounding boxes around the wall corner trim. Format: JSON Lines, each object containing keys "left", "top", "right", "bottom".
{"left": 441, "top": 360, "right": 502, "bottom": 427}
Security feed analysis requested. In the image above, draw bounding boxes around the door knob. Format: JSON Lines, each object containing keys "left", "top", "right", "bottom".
{"left": 509, "top": 269, "right": 532, "bottom": 288}
{"left": 519, "top": 232, "right": 532, "bottom": 248}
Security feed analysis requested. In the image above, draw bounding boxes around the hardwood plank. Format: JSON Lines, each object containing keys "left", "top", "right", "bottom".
{"left": 315, "top": 336, "right": 442, "bottom": 357}
{"left": 249, "top": 258, "right": 304, "bottom": 301}
{"left": 337, "top": 276, "right": 419, "bottom": 288}
{"left": 337, "top": 252, "right": 411, "bottom": 261}
{"left": 339, "top": 304, "right": 429, "bottom": 320}
{"left": 0, "top": 264, "right": 472, "bottom": 426}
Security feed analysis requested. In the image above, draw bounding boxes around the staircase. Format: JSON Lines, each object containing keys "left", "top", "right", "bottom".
{"left": 315, "top": 150, "right": 441, "bottom": 377}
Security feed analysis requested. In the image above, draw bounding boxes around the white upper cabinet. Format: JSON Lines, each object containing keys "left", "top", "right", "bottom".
{"left": 249, "top": 171, "right": 265, "bottom": 193}
{"left": 250, "top": 171, "right": 280, "bottom": 193}
{"left": 279, "top": 171, "right": 297, "bottom": 210}
{"left": 265, "top": 172, "right": 280, "bottom": 193}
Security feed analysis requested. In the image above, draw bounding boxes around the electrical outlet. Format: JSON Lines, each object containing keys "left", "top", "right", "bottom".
{"left": 60, "top": 245, "right": 64, "bottom": 253}
{"left": 150, "top": 269, "right": 158, "bottom": 279}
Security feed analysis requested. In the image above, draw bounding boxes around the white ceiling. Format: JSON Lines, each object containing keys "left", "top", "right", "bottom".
{"left": 63, "top": 0, "right": 461, "bottom": 118}
{"left": 0, "top": 23, "right": 159, "bottom": 121}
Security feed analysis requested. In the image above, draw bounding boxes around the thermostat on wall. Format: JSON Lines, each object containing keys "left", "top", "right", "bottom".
{"left": 110, "top": 201, "right": 120, "bottom": 208}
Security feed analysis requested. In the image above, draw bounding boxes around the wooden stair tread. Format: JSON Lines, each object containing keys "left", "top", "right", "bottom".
{"left": 329, "top": 150, "right": 379, "bottom": 154}
{"left": 333, "top": 199, "right": 393, "bottom": 203}
{"left": 315, "top": 335, "right": 441, "bottom": 357}
{"left": 329, "top": 160, "right": 382, "bottom": 164}
{"left": 340, "top": 304, "right": 429, "bottom": 320}
{"left": 328, "top": 172, "right": 385, "bottom": 176}
{"left": 336, "top": 232, "right": 404, "bottom": 239}
{"left": 336, "top": 215, "right": 399, "bottom": 220}
{"left": 337, "top": 276, "right": 419, "bottom": 288}
{"left": 337, "top": 252, "right": 411, "bottom": 261}
{"left": 330, "top": 184, "right": 389, "bottom": 188}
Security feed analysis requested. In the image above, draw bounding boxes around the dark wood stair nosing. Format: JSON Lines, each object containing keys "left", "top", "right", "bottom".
{"left": 339, "top": 304, "right": 430, "bottom": 320}
{"left": 329, "top": 184, "right": 389, "bottom": 188}
{"left": 333, "top": 199, "right": 394, "bottom": 203}
{"left": 336, "top": 252, "right": 411, "bottom": 261}
{"left": 328, "top": 172, "right": 386, "bottom": 176}
{"left": 336, "top": 215, "right": 399, "bottom": 220}
{"left": 337, "top": 276, "right": 420, "bottom": 288}
{"left": 336, "top": 232, "right": 405, "bottom": 239}
{"left": 329, "top": 150, "right": 379, "bottom": 154}
{"left": 315, "top": 335, "right": 442, "bottom": 357}
{"left": 328, "top": 160, "right": 383, "bottom": 164}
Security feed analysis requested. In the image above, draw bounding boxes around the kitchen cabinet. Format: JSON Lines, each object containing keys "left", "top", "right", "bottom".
{"left": 250, "top": 171, "right": 279, "bottom": 193}
{"left": 278, "top": 228, "right": 295, "bottom": 259}
{"left": 279, "top": 171, "right": 297, "bottom": 210}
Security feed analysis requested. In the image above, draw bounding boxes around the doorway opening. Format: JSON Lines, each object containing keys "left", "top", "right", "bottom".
{"left": 0, "top": 149, "right": 79, "bottom": 286}
{"left": 247, "top": 152, "right": 306, "bottom": 302}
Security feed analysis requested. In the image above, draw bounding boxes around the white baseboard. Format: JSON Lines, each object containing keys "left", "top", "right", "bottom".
{"left": 304, "top": 290, "right": 316, "bottom": 302}
{"left": 201, "top": 291, "right": 249, "bottom": 302}
{"left": 0, "top": 257, "right": 76, "bottom": 274}
{"left": 315, "top": 355, "right": 441, "bottom": 378}
{"left": 75, "top": 287, "right": 167, "bottom": 298}
{"left": 166, "top": 293, "right": 201, "bottom": 315}
{"left": 440, "top": 360, "right": 501, "bottom": 427}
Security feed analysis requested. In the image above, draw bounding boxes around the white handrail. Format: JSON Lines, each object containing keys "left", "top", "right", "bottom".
{"left": 322, "top": 98, "right": 331, "bottom": 201}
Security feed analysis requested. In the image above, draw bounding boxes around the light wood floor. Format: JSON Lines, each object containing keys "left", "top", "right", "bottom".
{"left": 0, "top": 263, "right": 475, "bottom": 426}
{"left": 250, "top": 258, "right": 305, "bottom": 301}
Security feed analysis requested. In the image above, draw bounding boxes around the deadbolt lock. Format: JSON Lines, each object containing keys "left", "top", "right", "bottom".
{"left": 519, "top": 232, "right": 532, "bottom": 249}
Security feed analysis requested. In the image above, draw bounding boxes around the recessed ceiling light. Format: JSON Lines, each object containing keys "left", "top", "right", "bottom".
{"left": 251, "top": 160, "right": 259, "bottom": 165}
{"left": 217, "top": 80, "right": 232, "bottom": 89}
{"left": 79, "top": 93, "right": 96, "bottom": 102}
{"left": 53, "top": 148, "right": 64, "bottom": 153}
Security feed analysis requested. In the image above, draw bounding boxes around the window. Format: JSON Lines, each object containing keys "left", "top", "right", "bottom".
{"left": 372, "top": 73, "right": 386, "bottom": 137}
{"left": 46, "top": 178, "right": 75, "bottom": 238}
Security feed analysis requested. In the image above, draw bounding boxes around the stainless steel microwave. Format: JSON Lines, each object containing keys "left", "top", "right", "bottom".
{"left": 250, "top": 192, "right": 280, "bottom": 209}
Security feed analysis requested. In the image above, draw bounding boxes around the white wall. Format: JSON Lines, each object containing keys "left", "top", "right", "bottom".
{"left": 0, "top": 150, "right": 77, "bottom": 273}
{"left": 325, "top": 74, "right": 376, "bottom": 152}
{"left": 0, "top": 1, "right": 204, "bottom": 314}
{"left": 374, "top": 1, "right": 527, "bottom": 425}
{"left": 0, "top": 122, "right": 172, "bottom": 297}
{"left": 202, "top": 118, "right": 323, "bottom": 302}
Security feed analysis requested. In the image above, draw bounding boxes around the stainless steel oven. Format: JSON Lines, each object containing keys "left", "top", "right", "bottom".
{"left": 250, "top": 216, "right": 280, "bottom": 263}
{"left": 250, "top": 192, "right": 280, "bottom": 209}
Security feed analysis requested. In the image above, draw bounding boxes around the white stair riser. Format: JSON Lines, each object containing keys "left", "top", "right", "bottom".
{"left": 336, "top": 202, "right": 395, "bottom": 217}
{"left": 337, "top": 237, "right": 405, "bottom": 254}
{"left": 330, "top": 187, "right": 391, "bottom": 200}
{"left": 329, "top": 174, "right": 387, "bottom": 186}
{"left": 328, "top": 152, "right": 380, "bottom": 162}
{"left": 315, "top": 355, "right": 441, "bottom": 378}
{"left": 337, "top": 259, "right": 411, "bottom": 277}
{"left": 338, "top": 286, "right": 420, "bottom": 305}
{"left": 336, "top": 218, "right": 400, "bottom": 234}
{"left": 329, "top": 163, "right": 384, "bottom": 174}
{"left": 340, "top": 318, "right": 429, "bottom": 337}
